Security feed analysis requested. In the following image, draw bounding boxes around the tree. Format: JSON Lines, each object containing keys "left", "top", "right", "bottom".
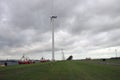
{"left": 67, "top": 55, "right": 73, "bottom": 60}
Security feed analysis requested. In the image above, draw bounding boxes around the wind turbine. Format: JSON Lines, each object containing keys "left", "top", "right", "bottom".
{"left": 61, "top": 48, "right": 65, "bottom": 60}
{"left": 50, "top": 0, "right": 57, "bottom": 61}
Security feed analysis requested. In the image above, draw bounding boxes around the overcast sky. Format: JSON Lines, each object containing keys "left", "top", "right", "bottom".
{"left": 0, "top": 0, "right": 120, "bottom": 60}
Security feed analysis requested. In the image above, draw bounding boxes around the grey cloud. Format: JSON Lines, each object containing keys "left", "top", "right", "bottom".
{"left": 61, "top": 0, "right": 120, "bottom": 35}
{"left": 0, "top": 0, "right": 120, "bottom": 59}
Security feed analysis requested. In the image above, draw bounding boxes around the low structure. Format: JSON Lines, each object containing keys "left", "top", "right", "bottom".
{"left": 40, "top": 57, "right": 49, "bottom": 63}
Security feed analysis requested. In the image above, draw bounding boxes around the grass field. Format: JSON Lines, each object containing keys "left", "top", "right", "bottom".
{"left": 0, "top": 60, "right": 120, "bottom": 80}
{"left": 82, "top": 59, "right": 120, "bottom": 65}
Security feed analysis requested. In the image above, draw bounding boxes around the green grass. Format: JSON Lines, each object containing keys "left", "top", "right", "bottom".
{"left": 84, "top": 59, "right": 120, "bottom": 65}
{"left": 106, "top": 59, "right": 120, "bottom": 64}
{"left": 0, "top": 61, "right": 120, "bottom": 80}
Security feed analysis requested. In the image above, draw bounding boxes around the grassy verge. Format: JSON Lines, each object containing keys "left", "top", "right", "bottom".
{"left": 0, "top": 61, "right": 120, "bottom": 80}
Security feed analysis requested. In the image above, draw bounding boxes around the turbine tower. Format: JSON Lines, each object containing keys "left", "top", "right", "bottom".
{"left": 51, "top": 16, "right": 57, "bottom": 61}
{"left": 115, "top": 49, "right": 117, "bottom": 58}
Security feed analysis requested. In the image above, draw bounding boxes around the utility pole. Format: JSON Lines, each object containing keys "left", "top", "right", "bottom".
{"left": 51, "top": 16, "right": 57, "bottom": 61}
